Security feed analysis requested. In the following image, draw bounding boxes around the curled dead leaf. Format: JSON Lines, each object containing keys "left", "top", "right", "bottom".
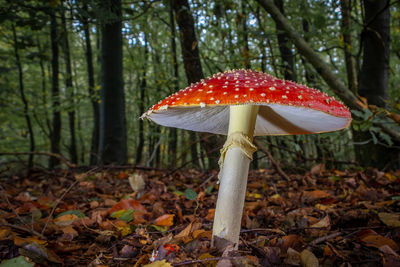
{"left": 143, "top": 259, "right": 173, "bottom": 267}
{"left": 154, "top": 214, "right": 174, "bottom": 226}
{"left": 361, "top": 234, "right": 399, "bottom": 251}
{"left": 378, "top": 212, "right": 400, "bottom": 228}
{"left": 302, "top": 190, "right": 332, "bottom": 202}
{"left": 300, "top": 249, "right": 319, "bottom": 267}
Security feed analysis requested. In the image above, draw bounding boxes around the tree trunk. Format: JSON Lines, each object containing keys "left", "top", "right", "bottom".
{"left": 301, "top": 18, "right": 318, "bottom": 88}
{"left": 168, "top": 0, "right": 178, "bottom": 167}
{"left": 136, "top": 35, "right": 148, "bottom": 165}
{"left": 98, "top": 0, "right": 127, "bottom": 165}
{"left": 12, "top": 24, "right": 35, "bottom": 169}
{"left": 171, "top": 0, "right": 222, "bottom": 169}
{"left": 49, "top": 11, "right": 61, "bottom": 168}
{"left": 359, "top": 0, "right": 390, "bottom": 107}
{"left": 82, "top": 2, "right": 100, "bottom": 165}
{"left": 355, "top": 0, "right": 397, "bottom": 168}
{"left": 36, "top": 34, "right": 52, "bottom": 137}
{"left": 340, "top": 0, "right": 358, "bottom": 93}
{"left": 300, "top": 16, "right": 318, "bottom": 166}
{"left": 273, "top": 0, "right": 296, "bottom": 81}
{"left": 240, "top": 1, "right": 251, "bottom": 69}
{"left": 61, "top": 9, "right": 78, "bottom": 164}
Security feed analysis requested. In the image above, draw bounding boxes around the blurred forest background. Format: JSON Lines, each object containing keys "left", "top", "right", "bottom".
{"left": 0, "top": 0, "right": 399, "bottom": 172}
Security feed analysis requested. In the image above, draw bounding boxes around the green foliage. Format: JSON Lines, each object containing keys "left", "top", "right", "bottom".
{"left": 184, "top": 188, "right": 198, "bottom": 200}
{"left": 352, "top": 109, "right": 395, "bottom": 146}
{"left": 0, "top": 256, "right": 34, "bottom": 267}
{"left": 56, "top": 210, "right": 86, "bottom": 218}
{"left": 110, "top": 209, "right": 134, "bottom": 222}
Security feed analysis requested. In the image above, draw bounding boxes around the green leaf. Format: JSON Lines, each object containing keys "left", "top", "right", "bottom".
{"left": 185, "top": 189, "right": 198, "bottom": 200}
{"left": 328, "top": 176, "right": 340, "bottom": 182}
{"left": 150, "top": 225, "right": 168, "bottom": 232}
{"left": 110, "top": 209, "right": 134, "bottom": 222}
{"left": 371, "top": 131, "right": 378, "bottom": 144}
{"left": 378, "top": 131, "right": 393, "bottom": 146}
{"left": 173, "top": 190, "right": 184, "bottom": 196}
{"left": 0, "top": 256, "right": 34, "bottom": 267}
{"left": 56, "top": 210, "right": 86, "bottom": 218}
{"left": 206, "top": 185, "right": 214, "bottom": 194}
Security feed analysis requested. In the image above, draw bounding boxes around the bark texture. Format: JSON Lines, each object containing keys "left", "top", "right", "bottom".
{"left": 355, "top": 0, "right": 397, "bottom": 168}
{"left": 171, "top": 0, "right": 223, "bottom": 169}
{"left": 13, "top": 24, "right": 35, "bottom": 168}
{"left": 273, "top": 0, "right": 296, "bottom": 81}
{"left": 340, "top": 0, "right": 358, "bottom": 93}
{"left": 168, "top": 0, "right": 178, "bottom": 167}
{"left": 61, "top": 9, "right": 78, "bottom": 163}
{"left": 49, "top": 11, "right": 61, "bottom": 168}
{"left": 98, "top": 0, "right": 127, "bottom": 164}
{"left": 82, "top": 1, "right": 100, "bottom": 165}
{"left": 136, "top": 36, "right": 148, "bottom": 165}
{"left": 358, "top": 0, "right": 390, "bottom": 107}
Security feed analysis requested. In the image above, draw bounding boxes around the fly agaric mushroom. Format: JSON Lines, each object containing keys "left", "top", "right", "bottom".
{"left": 141, "top": 69, "right": 351, "bottom": 247}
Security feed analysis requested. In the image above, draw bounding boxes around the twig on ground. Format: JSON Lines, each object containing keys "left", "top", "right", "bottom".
{"left": 41, "top": 179, "right": 78, "bottom": 235}
{"left": 199, "top": 173, "right": 216, "bottom": 188}
{"left": 311, "top": 231, "right": 342, "bottom": 245}
{"left": 254, "top": 139, "right": 291, "bottom": 181}
{"left": 240, "top": 228, "right": 286, "bottom": 235}
{"left": 0, "top": 222, "right": 46, "bottom": 240}
{"left": 172, "top": 256, "right": 245, "bottom": 266}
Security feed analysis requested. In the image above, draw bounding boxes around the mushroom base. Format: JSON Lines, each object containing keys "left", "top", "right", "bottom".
{"left": 212, "top": 105, "right": 259, "bottom": 248}
{"left": 212, "top": 146, "right": 251, "bottom": 247}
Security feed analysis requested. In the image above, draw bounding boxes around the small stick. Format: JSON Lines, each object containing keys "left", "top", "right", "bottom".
{"left": 41, "top": 180, "right": 78, "bottom": 235}
{"left": 311, "top": 231, "right": 342, "bottom": 245}
{"left": 0, "top": 223, "right": 46, "bottom": 240}
{"left": 240, "top": 228, "right": 285, "bottom": 235}
{"left": 172, "top": 256, "right": 245, "bottom": 266}
{"left": 254, "top": 139, "right": 290, "bottom": 181}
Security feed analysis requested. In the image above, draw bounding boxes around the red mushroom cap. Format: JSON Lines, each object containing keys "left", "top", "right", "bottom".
{"left": 142, "top": 69, "right": 352, "bottom": 135}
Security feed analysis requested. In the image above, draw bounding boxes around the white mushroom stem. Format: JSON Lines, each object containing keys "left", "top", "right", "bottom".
{"left": 212, "top": 104, "right": 259, "bottom": 247}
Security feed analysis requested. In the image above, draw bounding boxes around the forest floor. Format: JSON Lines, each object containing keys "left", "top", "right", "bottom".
{"left": 1, "top": 165, "right": 400, "bottom": 267}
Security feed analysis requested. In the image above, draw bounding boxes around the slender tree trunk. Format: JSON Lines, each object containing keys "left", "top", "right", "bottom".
{"left": 36, "top": 34, "right": 52, "bottom": 136}
{"left": 98, "top": 0, "right": 127, "bottom": 165}
{"left": 61, "top": 9, "right": 78, "bottom": 163}
{"left": 82, "top": 2, "right": 100, "bottom": 165}
{"left": 273, "top": 0, "right": 296, "bottom": 81}
{"left": 240, "top": 1, "right": 251, "bottom": 69}
{"left": 49, "top": 11, "right": 61, "bottom": 168}
{"left": 301, "top": 16, "right": 318, "bottom": 166}
{"left": 136, "top": 36, "right": 148, "bottom": 165}
{"left": 355, "top": 0, "right": 397, "bottom": 168}
{"left": 301, "top": 18, "right": 318, "bottom": 88}
{"left": 12, "top": 24, "right": 35, "bottom": 169}
{"left": 171, "top": 0, "right": 222, "bottom": 169}
{"left": 168, "top": 0, "right": 178, "bottom": 167}
{"left": 340, "top": 0, "right": 358, "bottom": 93}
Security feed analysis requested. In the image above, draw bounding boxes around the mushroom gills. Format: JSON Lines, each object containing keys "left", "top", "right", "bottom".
{"left": 147, "top": 104, "right": 350, "bottom": 135}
